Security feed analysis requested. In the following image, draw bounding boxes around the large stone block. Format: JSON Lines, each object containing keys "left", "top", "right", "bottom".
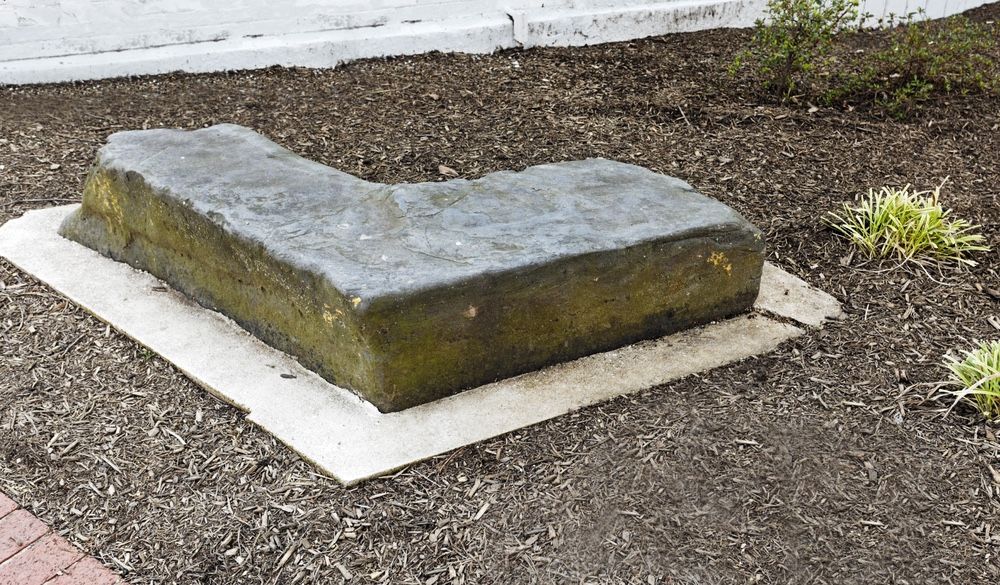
{"left": 59, "top": 124, "right": 764, "bottom": 412}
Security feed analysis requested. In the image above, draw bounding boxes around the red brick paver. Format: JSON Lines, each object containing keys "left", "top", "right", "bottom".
{"left": 0, "top": 533, "right": 84, "bottom": 585}
{"left": 0, "top": 492, "right": 126, "bottom": 585}
{"left": 43, "top": 557, "right": 125, "bottom": 585}
{"left": 0, "top": 494, "right": 15, "bottom": 519}
{"left": 0, "top": 510, "right": 50, "bottom": 563}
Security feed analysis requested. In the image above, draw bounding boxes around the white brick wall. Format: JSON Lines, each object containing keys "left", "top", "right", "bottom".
{"left": 1, "top": 0, "right": 505, "bottom": 61}
{"left": 0, "top": 0, "right": 992, "bottom": 84}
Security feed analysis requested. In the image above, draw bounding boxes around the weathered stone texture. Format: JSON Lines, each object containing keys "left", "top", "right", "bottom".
{"left": 60, "top": 124, "right": 764, "bottom": 411}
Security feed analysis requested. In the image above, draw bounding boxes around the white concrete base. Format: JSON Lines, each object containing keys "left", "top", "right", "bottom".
{"left": 1, "top": 0, "right": 990, "bottom": 85}
{"left": 0, "top": 206, "right": 841, "bottom": 484}
{"left": 0, "top": 15, "right": 514, "bottom": 86}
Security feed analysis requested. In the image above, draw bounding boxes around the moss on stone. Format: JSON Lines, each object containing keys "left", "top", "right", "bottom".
{"left": 61, "top": 167, "right": 379, "bottom": 397}
{"left": 59, "top": 126, "right": 765, "bottom": 412}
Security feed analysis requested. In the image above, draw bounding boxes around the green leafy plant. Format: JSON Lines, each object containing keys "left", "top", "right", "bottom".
{"left": 944, "top": 340, "right": 1000, "bottom": 420}
{"left": 735, "top": 4, "right": 999, "bottom": 116}
{"left": 825, "top": 183, "right": 990, "bottom": 267}
{"left": 732, "top": 0, "right": 863, "bottom": 99}
{"left": 853, "top": 11, "right": 999, "bottom": 116}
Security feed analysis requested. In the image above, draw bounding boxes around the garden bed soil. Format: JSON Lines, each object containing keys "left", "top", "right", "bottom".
{"left": 1, "top": 3, "right": 999, "bottom": 583}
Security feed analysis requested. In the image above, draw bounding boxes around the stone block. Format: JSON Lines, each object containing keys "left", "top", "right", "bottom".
{"left": 59, "top": 124, "right": 764, "bottom": 411}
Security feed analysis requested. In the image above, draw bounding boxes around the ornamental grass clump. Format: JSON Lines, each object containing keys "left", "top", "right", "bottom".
{"left": 944, "top": 340, "right": 1000, "bottom": 420}
{"left": 825, "top": 184, "right": 989, "bottom": 267}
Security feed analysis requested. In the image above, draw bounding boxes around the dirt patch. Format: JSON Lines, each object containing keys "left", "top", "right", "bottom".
{"left": 1, "top": 4, "right": 999, "bottom": 584}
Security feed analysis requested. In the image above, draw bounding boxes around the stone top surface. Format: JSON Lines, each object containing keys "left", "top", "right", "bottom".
{"left": 98, "top": 124, "right": 757, "bottom": 305}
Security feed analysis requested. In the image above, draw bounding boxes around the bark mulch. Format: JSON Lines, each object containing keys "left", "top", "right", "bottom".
{"left": 1, "top": 4, "right": 999, "bottom": 584}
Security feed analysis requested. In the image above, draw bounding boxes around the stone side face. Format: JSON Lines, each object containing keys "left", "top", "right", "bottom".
{"left": 59, "top": 124, "right": 764, "bottom": 412}
{"left": 364, "top": 234, "right": 762, "bottom": 410}
{"left": 61, "top": 166, "right": 378, "bottom": 399}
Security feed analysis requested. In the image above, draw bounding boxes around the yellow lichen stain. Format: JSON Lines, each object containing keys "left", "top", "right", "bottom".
{"left": 89, "top": 172, "right": 125, "bottom": 225}
{"left": 322, "top": 305, "right": 346, "bottom": 325}
{"left": 351, "top": 296, "right": 362, "bottom": 308}
{"left": 463, "top": 305, "right": 478, "bottom": 319}
{"left": 707, "top": 251, "right": 733, "bottom": 276}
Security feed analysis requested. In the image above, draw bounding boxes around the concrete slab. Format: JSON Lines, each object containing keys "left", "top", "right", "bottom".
{"left": 0, "top": 206, "right": 841, "bottom": 485}
{"left": 755, "top": 262, "right": 844, "bottom": 327}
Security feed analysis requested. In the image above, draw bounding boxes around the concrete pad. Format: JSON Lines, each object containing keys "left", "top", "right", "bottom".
{"left": 0, "top": 206, "right": 841, "bottom": 485}
{"left": 755, "top": 262, "right": 844, "bottom": 327}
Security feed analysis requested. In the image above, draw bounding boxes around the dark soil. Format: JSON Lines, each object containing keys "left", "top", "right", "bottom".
{"left": 2, "top": 4, "right": 999, "bottom": 584}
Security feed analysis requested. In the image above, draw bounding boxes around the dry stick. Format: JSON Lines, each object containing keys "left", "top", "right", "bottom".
{"left": 47, "top": 332, "right": 87, "bottom": 358}
{"left": 677, "top": 106, "right": 692, "bottom": 127}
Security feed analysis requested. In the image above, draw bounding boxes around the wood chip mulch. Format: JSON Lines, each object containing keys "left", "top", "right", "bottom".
{"left": 1, "top": 4, "right": 999, "bottom": 584}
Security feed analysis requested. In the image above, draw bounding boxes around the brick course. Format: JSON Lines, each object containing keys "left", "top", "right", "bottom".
{"left": 0, "top": 510, "right": 49, "bottom": 563}
{"left": 0, "top": 492, "right": 125, "bottom": 585}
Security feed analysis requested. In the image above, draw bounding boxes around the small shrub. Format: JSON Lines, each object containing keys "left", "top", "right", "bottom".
{"left": 945, "top": 340, "right": 1000, "bottom": 420}
{"left": 732, "top": 0, "right": 863, "bottom": 99}
{"left": 825, "top": 184, "right": 989, "bottom": 267}
{"left": 735, "top": 3, "right": 1000, "bottom": 115}
{"left": 850, "top": 12, "right": 999, "bottom": 116}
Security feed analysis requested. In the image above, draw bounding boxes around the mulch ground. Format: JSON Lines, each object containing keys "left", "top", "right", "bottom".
{"left": 2, "top": 4, "right": 1000, "bottom": 584}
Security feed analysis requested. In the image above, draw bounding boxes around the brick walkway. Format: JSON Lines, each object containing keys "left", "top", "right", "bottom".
{"left": 0, "top": 492, "right": 125, "bottom": 585}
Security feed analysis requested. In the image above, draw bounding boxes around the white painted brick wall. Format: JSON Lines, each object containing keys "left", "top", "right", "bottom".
{"left": 0, "top": 0, "right": 993, "bottom": 84}
{"left": 1, "top": 0, "right": 507, "bottom": 60}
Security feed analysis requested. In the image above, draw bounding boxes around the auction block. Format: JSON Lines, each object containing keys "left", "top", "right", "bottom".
{"left": 60, "top": 124, "right": 764, "bottom": 411}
